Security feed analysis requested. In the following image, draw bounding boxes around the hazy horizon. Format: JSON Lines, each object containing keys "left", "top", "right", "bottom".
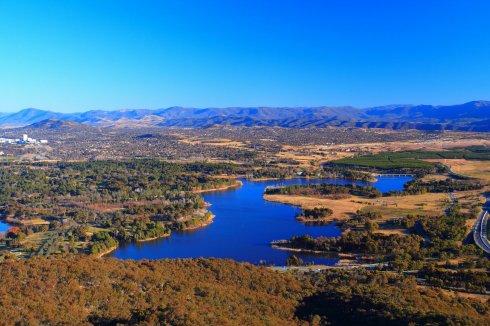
{"left": 1, "top": 98, "right": 490, "bottom": 115}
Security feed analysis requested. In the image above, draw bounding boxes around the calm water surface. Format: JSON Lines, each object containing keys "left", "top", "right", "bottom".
{"left": 0, "top": 221, "right": 9, "bottom": 232}
{"left": 112, "top": 175, "right": 412, "bottom": 265}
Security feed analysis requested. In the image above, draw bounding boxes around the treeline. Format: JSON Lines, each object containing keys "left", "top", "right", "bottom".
{"left": 275, "top": 205, "right": 480, "bottom": 271}
{"left": 0, "top": 160, "right": 240, "bottom": 205}
{"left": 265, "top": 183, "right": 382, "bottom": 198}
{"left": 409, "top": 210, "right": 473, "bottom": 259}
{"left": 0, "top": 257, "right": 487, "bottom": 325}
{"left": 322, "top": 165, "right": 376, "bottom": 181}
{"left": 378, "top": 147, "right": 490, "bottom": 161}
{"left": 329, "top": 152, "right": 440, "bottom": 175}
{"left": 417, "top": 265, "right": 489, "bottom": 294}
{"left": 330, "top": 147, "right": 490, "bottom": 174}
{"left": 0, "top": 160, "right": 243, "bottom": 256}
{"left": 110, "top": 220, "right": 170, "bottom": 242}
{"left": 296, "top": 207, "right": 333, "bottom": 224}
{"left": 276, "top": 232, "right": 422, "bottom": 261}
{"left": 401, "top": 178, "right": 483, "bottom": 195}
{"left": 90, "top": 232, "right": 118, "bottom": 255}
{"left": 297, "top": 268, "right": 489, "bottom": 325}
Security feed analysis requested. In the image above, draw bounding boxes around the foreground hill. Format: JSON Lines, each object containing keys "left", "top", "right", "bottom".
{"left": 0, "top": 257, "right": 487, "bottom": 325}
{"left": 1, "top": 100, "right": 489, "bottom": 131}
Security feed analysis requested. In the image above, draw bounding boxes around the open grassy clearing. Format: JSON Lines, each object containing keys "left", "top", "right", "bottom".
{"left": 264, "top": 192, "right": 448, "bottom": 221}
{"left": 274, "top": 145, "right": 352, "bottom": 167}
{"left": 264, "top": 194, "right": 365, "bottom": 220}
{"left": 344, "top": 138, "right": 490, "bottom": 154}
{"left": 426, "top": 159, "right": 490, "bottom": 183}
{"left": 274, "top": 140, "right": 490, "bottom": 167}
{"left": 360, "top": 193, "right": 448, "bottom": 218}
{"left": 16, "top": 218, "right": 50, "bottom": 226}
{"left": 333, "top": 154, "right": 435, "bottom": 169}
{"left": 176, "top": 136, "right": 247, "bottom": 148}
{"left": 20, "top": 231, "right": 59, "bottom": 255}
{"left": 420, "top": 174, "right": 451, "bottom": 182}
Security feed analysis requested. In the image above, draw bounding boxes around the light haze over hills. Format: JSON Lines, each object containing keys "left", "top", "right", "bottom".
{"left": 1, "top": 101, "right": 488, "bottom": 131}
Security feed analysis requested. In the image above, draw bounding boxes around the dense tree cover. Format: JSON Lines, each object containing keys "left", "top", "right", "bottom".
{"left": 265, "top": 183, "right": 381, "bottom": 198}
{"left": 417, "top": 265, "right": 489, "bottom": 294}
{"left": 401, "top": 178, "right": 483, "bottom": 195}
{"left": 410, "top": 210, "right": 473, "bottom": 259}
{"left": 286, "top": 255, "right": 304, "bottom": 266}
{"left": 0, "top": 257, "right": 487, "bottom": 325}
{"left": 0, "top": 160, "right": 239, "bottom": 205}
{"left": 330, "top": 153, "right": 438, "bottom": 173}
{"left": 277, "top": 210, "right": 475, "bottom": 268}
{"left": 274, "top": 232, "right": 424, "bottom": 266}
{"left": 298, "top": 269, "right": 489, "bottom": 325}
{"left": 331, "top": 148, "right": 490, "bottom": 173}
{"left": 276, "top": 202, "right": 487, "bottom": 279}
{"left": 296, "top": 207, "right": 333, "bottom": 224}
{"left": 320, "top": 165, "right": 377, "bottom": 181}
{"left": 0, "top": 257, "right": 304, "bottom": 325}
{"left": 329, "top": 148, "right": 490, "bottom": 177}
{"left": 341, "top": 210, "right": 382, "bottom": 230}
{"left": 373, "top": 147, "right": 490, "bottom": 161}
{"left": 90, "top": 232, "right": 119, "bottom": 255}
{"left": 0, "top": 160, "right": 240, "bottom": 256}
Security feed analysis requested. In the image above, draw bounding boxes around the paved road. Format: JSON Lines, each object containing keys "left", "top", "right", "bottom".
{"left": 473, "top": 198, "right": 490, "bottom": 254}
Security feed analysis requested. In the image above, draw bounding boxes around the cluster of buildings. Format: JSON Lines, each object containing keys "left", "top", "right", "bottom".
{"left": 0, "top": 134, "right": 48, "bottom": 145}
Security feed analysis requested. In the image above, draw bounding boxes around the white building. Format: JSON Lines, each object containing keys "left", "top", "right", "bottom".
{"left": 0, "top": 134, "right": 47, "bottom": 145}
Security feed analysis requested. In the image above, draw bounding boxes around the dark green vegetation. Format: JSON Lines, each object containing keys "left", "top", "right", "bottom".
{"left": 331, "top": 153, "right": 437, "bottom": 172}
{"left": 275, "top": 232, "right": 423, "bottom": 269}
{"left": 265, "top": 184, "right": 381, "bottom": 198}
{"left": 407, "top": 208, "right": 477, "bottom": 259}
{"left": 381, "top": 147, "right": 490, "bottom": 161}
{"left": 0, "top": 160, "right": 239, "bottom": 256}
{"left": 296, "top": 207, "right": 333, "bottom": 225}
{"left": 90, "top": 231, "right": 119, "bottom": 255}
{"left": 401, "top": 178, "right": 483, "bottom": 195}
{"left": 0, "top": 257, "right": 487, "bottom": 325}
{"left": 417, "top": 265, "right": 489, "bottom": 294}
{"left": 275, "top": 205, "right": 488, "bottom": 275}
{"left": 331, "top": 147, "right": 490, "bottom": 173}
{"left": 270, "top": 147, "right": 490, "bottom": 300}
{"left": 324, "top": 147, "right": 490, "bottom": 181}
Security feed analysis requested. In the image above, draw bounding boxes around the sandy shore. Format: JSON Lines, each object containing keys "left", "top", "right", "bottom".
{"left": 97, "top": 245, "right": 118, "bottom": 258}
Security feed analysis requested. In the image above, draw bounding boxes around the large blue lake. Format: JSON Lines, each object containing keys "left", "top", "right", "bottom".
{"left": 112, "top": 175, "right": 412, "bottom": 265}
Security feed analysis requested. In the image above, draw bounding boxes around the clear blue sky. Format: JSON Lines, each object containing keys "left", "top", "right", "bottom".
{"left": 1, "top": 0, "right": 489, "bottom": 112}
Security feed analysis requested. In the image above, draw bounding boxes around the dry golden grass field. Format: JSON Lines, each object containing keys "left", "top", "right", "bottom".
{"left": 264, "top": 192, "right": 448, "bottom": 221}
{"left": 426, "top": 159, "right": 490, "bottom": 183}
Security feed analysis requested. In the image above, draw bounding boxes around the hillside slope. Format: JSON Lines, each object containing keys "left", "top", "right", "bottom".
{"left": 0, "top": 257, "right": 487, "bottom": 325}
{"left": 1, "top": 101, "right": 489, "bottom": 131}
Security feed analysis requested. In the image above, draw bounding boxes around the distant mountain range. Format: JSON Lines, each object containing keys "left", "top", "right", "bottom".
{"left": 1, "top": 100, "right": 489, "bottom": 131}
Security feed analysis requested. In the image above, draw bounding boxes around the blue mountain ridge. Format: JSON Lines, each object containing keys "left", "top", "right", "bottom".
{"left": 1, "top": 101, "right": 489, "bottom": 131}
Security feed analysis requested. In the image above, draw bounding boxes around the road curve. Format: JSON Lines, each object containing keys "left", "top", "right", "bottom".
{"left": 473, "top": 200, "right": 490, "bottom": 254}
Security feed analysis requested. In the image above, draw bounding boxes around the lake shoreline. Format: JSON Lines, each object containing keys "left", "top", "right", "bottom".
{"left": 135, "top": 232, "right": 171, "bottom": 243}
{"left": 97, "top": 245, "right": 118, "bottom": 258}
{"left": 179, "top": 214, "right": 215, "bottom": 232}
{"left": 193, "top": 180, "right": 243, "bottom": 193}
{"left": 112, "top": 176, "right": 411, "bottom": 264}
